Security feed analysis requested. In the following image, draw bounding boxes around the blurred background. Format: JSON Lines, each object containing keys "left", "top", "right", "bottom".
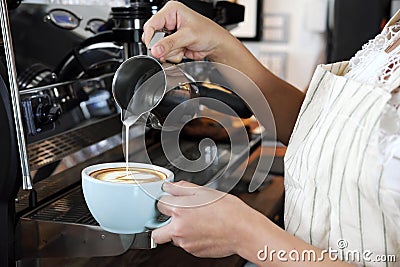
{"left": 17, "top": 0, "right": 394, "bottom": 91}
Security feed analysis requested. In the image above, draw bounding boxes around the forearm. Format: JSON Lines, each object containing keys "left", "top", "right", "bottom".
{"left": 236, "top": 209, "right": 353, "bottom": 267}
{"left": 209, "top": 33, "right": 305, "bottom": 144}
{"left": 144, "top": 0, "right": 304, "bottom": 144}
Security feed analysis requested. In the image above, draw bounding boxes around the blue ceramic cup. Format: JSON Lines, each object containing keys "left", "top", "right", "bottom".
{"left": 82, "top": 162, "right": 173, "bottom": 234}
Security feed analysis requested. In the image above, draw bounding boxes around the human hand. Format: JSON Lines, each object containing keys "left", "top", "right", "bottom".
{"left": 142, "top": 1, "right": 231, "bottom": 63}
{"left": 152, "top": 181, "right": 256, "bottom": 258}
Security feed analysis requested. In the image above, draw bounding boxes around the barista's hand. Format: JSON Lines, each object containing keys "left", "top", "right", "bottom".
{"left": 152, "top": 181, "right": 256, "bottom": 258}
{"left": 153, "top": 181, "right": 355, "bottom": 267}
{"left": 142, "top": 1, "right": 231, "bottom": 63}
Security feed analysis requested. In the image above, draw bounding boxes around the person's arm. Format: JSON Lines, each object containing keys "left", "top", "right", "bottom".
{"left": 152, "top": 181, "right": 354, "bottom": 267}
{"left": 143, "top": 1, "right": 304, "bottom": 144}
{"left": 239, "top": 209, "right": 354, "bottom": 266}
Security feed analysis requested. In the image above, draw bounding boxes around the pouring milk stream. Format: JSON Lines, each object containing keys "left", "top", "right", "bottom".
{"left": 113, "top": 32, "right": 167, "bottom": 181}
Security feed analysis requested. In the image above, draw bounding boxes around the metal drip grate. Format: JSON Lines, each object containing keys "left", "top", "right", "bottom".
{"left": 28, "top": 187, "right": 98, "bottom": 225}
{"left": 28, "top": 116, "right": 121, "bottom": 170}
{"left": 16, "top": 172, "right": 78, "bottom": 213}
{"left": 23, "top": 135, "right": 260, "bottom": 226}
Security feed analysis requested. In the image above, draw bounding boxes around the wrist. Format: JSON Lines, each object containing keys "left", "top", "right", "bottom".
{"left": 234, "top": 208, "right": 277, "bottom": 265}
{"left": 229, "top": 200, "right": 270, "bottom": 256}
{"left": 207, "top": 29, "right": 243, "bottom": 64}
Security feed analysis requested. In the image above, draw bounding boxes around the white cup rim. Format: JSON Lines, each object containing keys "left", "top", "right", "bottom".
{"left": 82, "top": 162, "right": 173, "bottom": 187}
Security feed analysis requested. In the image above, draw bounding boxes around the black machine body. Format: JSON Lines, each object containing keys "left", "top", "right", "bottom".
{"left": 0, "top": 1, "right": 258, "bottom": 267}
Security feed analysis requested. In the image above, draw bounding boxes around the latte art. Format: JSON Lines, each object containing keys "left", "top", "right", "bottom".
{"left": 90, "top": 167, "right": 166, "bottom": 184}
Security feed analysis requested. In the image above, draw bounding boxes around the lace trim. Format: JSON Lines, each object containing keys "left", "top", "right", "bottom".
{"left": 344, "top": 23, "right": 400, "bottom": 163}
{"left": 345, "top": 22, "right": 400, "bottom": 86}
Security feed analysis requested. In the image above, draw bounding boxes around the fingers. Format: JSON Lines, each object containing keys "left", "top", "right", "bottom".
{"left": 142, "top": 1, "right": 183, "bottom": 46}
{"left": 162, "top": 181, "right": 200, "bottom": 196}
{"left": 150, "top": 29, "right": 195, "bottom": 59}
{"left": 157, "top": 195, "right": 173, "bottom": 216}
{"left": 158, "top": 189, "right": 224, "bottom": 210}
{"left": 151, "top": 222, "right": 173, "bottom": 244}
{"left": 143, "top": 1, "right": 198, "bottom": 59}
{"left": 157, "top": 182, "right": 201, "bottom": 215}
{"left": 158, "top": 194, "right": 200, "bottom": 212}
{"left": 162, "top": 48, "right": 185, "bottom": 63}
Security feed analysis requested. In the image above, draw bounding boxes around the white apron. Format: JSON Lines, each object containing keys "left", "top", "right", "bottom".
{"left": 284, "top": 62, "right": 400, "bottom": 266}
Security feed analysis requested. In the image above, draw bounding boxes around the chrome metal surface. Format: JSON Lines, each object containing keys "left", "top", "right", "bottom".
{"left": 19, "top": 217, "right": 155, "bottom": 259}
{"left": 19, "top": 185, "right": 156, "bottom": 258}
{"left": 79, "top": 42, "right": 122, "bottom": 55}
{"left": 123, "top": 42, "right": 134, "bottom": 60}
{"left": 16, "top": 139, "right": 123, "bottom": 214}
{"left": 147, "top": 31, "right": 165, "bottom": 54}
{"left": 9, "top": 3, "right": 112, "bottom": 72}
{"left": 41, "top": 134, "right": 122, "bottom": 177}
{"left": 27, "top": 115, "right": 121, "bottom": 170}
{"left": 0, "top": 0, "right": 32, "bottom": 190}
{"left": 20, "top": 73, "right": 114, "bottom": 96}
{"left": 18, "top": 132, "right": 261, "bottom": 259}
{"left": 27, "top": 187, "right": 97, "bottom": 224}
{"left": 57, "top": 44, "right": 123, "bottom": 80}
{"left": 16, "top": 121, "right": 155, "bottom": 214}
{"left": 8, "top": 2, "right": 255, "bottom": 265}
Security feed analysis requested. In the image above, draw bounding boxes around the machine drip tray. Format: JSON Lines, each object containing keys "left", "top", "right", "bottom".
{"left": 18, "top": 134, "right": 263, "bottom": 259}
{"left": 27, "top": 187, "right": 97, "bottom": 225}
{"left": 19, "top": 186, "right": 156, "bottom": 259}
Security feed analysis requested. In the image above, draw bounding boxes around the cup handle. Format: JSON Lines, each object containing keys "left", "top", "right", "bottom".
{"left": 145, "top": 215, "right": 171, "bottom": 229}
{"left": 145, "top": 189, "right": 171, "bottom": 229}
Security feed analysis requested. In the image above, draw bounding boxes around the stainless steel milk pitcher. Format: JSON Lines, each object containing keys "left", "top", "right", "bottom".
{"left": 112, "top": 55, "right": 252, "bottom": 130}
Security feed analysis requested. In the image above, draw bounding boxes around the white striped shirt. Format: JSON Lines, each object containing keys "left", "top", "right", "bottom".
{"left": 284, "top": 59, "right": 400, "bottom": 266}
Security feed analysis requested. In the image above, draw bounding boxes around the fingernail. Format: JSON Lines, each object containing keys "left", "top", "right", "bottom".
{"left": 152, "top": 45, "right": 164, "bottom": 57}
{"left": 162, "top": 181, "right": 171, "bottom": 191}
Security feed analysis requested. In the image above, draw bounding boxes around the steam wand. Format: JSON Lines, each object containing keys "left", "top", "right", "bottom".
{"left": 0, "top": 0, "right": 32, "bottom": 190}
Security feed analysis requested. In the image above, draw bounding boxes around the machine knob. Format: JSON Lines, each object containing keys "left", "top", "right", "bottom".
{"left": 36, "top": 104, "right": 61, "bottom": 125}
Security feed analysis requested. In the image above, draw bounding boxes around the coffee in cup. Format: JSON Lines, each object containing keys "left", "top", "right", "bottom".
{"left": 89, "top": 167, "right": 167, "bottom": 184}
{"left": 82, "top": 162, "right": 173, "bottom": 234}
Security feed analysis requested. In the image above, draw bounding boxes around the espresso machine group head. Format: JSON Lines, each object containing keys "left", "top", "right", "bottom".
{"left": 111, "top": 0, "right": 166, "bottom": 59}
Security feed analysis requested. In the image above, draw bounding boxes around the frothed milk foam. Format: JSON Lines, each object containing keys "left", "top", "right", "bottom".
{"left": 90, "top": 167, "right": 166, "bottom": 184}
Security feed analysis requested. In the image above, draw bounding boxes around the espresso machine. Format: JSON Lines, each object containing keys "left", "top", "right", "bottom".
{"left": 0, "top": 1, "right": 272, "bottom": 266}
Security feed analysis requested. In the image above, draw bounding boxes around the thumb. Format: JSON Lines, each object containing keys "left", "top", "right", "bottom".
{"left": 150, "top": 30, "right": 193, "bottom": 58}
